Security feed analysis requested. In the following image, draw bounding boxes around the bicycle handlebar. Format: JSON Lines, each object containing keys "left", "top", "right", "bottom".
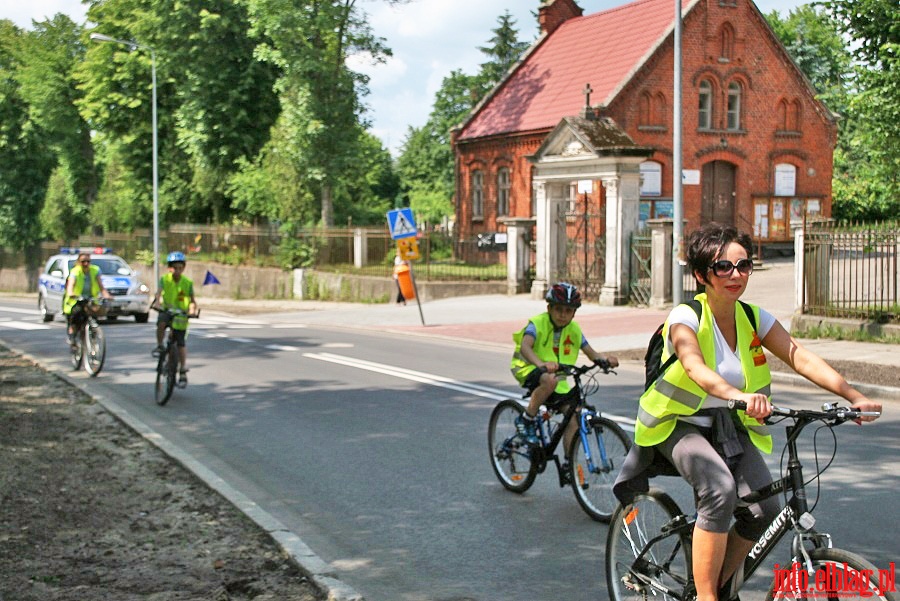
{"left": 151, "top": 305, "right": 200, "bottom": 318}
{"left": 557, "top": 361, "right": 617, "bottom": 377}
{"left": 727, "top": 399, "right": 881, "bottom": 422}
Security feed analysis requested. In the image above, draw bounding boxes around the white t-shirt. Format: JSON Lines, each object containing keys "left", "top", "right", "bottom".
{"left": 666, "top": 303, "right": 776, "bottom": 425}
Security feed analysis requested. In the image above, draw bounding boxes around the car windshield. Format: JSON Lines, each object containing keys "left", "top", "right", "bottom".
{"left": 66, "top": 257, "right": 132, "bottom": 276}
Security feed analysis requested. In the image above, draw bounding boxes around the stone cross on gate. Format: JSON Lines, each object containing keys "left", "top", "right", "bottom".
{"left": 582, "top": 83, "right": 594, "bottom": 119}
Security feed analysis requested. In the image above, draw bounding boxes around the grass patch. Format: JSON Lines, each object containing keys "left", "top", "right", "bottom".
{"left": 791, "top": 324, "right": 900, "bottom": 344}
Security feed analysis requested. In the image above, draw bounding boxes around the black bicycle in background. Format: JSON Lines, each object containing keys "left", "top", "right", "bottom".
{"left": 152, "top": 306, "right": 198, "bottom": 406}
{"left": 68, "top": 297, "right": 109, "bottom": 377}
{"left": 606, "top": 399, "right": 892, "bottom": 601}
{"left": 488, "top": 361, "right": 631, "bottom": 522}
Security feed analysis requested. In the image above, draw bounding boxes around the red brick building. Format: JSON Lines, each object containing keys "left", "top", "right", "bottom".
{"left": 452, "top": 0, "right": 836, "bottom": 253}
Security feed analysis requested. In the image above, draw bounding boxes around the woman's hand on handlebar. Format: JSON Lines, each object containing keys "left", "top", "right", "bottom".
{"left": 850, "top": 397, "right": 882, "bottom": 423}
{"left": 733, "top": 392, "right": 772, "bottom": 422}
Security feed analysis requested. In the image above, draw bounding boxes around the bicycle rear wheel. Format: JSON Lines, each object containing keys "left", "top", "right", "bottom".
{"left": 606, "top": 489, "right": 692, "bottom": 601}
{"left": 83, "top": 321, "right": 106, "bottom": 376}
{"left": 488, "top": 399, "right": 538, "bottom": 493}
{"left": 566, "top": 414, "right": 631, "bottom": 522}
{"left": 765, "top": 547, "right": 896, "bottom": 601}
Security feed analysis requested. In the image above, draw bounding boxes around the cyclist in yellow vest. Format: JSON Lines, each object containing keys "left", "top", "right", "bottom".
{"left": 510, "top": 282, "right": 619, "bottom": 451}
{"left": 64, "top": 252, "right": 112, "bottom": 346}
{"left": 615, "top": 223, "right": 882, "bottom": 601}
{"left": 151, "top": 251, "right": 198, "bottom": 386}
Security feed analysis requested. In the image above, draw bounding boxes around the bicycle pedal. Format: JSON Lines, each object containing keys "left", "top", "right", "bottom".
{"left": 621, "top": 573, "right": 646, "bottom": 593}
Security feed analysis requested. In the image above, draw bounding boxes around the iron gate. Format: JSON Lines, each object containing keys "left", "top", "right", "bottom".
{"left": 629, "top": 229, "right": 652, "bottom": 305}
{"left": 559, "top": 207, "right": 606, "bottom": 298}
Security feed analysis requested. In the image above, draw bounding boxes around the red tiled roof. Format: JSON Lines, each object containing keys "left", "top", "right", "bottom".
{"left": 457, "top": 0, "right": 695, "bottom": 141}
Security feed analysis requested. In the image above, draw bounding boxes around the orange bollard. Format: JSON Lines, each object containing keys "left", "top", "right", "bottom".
{"left": 395, "top": 263, "right": 415, "bottom": 300}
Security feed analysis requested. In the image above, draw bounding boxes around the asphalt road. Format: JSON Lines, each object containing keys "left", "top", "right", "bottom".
{"left": 1, "top": 299, "right": 897, "bottom": 601}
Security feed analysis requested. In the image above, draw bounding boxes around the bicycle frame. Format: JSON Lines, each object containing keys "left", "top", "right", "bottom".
{"left": 624, "top": 405, "right": 869, "bottom": 601}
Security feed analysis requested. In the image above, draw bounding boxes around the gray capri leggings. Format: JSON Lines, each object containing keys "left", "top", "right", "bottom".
{"left": 656, "top": 421, "right": 781, "bottom": 540}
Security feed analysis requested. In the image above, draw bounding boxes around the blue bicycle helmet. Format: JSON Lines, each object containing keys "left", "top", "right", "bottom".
{"left": 166, "top": 251, "right": 186, "bottom": 265}
{"left": 545, "top": 282, "right": 582, "bottom": 308}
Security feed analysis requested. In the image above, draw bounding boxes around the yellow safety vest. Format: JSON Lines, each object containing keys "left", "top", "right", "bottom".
{"left": 63, "top": 264, "right": 101, "bottom": 314}
{"left": 159, "top": 273, "right": 194, "bottom": 331}
{"left": 635, "top": 293, "right": 772, "bottom": 453}
{"left": 510, "top": 312, "right": 583, "bottom": 394}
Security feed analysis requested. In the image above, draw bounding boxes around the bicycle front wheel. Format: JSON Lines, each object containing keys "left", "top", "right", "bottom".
{"left": 70, "top": 333, "right": 84, "bottom": 370}
{"left": 607, "top": 489, "right": 692, "bottom": 601}
{"left": 566, "top": 414, "right": 631, "bottom": 522}
{"left": 83, "top": 322, "right": 106, "bottom": 376}
{"left": 488, "top": 399, "right": 538, "bottom": 493}
{"left": 765, "top": 547, "right": 896, "bottom": 601}
{"left": 154, "top": 345, "right": 176, "bottom": 406}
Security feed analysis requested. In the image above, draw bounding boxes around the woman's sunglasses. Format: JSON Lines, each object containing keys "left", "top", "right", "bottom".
{"left": 709, "top": 258, "right": 753, "bottom": 277}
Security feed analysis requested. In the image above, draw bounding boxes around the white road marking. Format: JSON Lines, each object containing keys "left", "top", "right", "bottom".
{"left": 303, "top": 351, "right": 636, "bottom": 428}
{"left": 0, "top": 321, "right": 50, "bottom": 330}
{"left": 265, "top": 344, "right": 301, "bottom": 352}
{"left": 0, "top": 305, "right": 41, "bottom": 315}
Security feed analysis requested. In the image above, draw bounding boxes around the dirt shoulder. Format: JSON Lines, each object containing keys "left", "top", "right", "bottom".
{"left": 0, "top": 347, "right": 321, "bottom": 601}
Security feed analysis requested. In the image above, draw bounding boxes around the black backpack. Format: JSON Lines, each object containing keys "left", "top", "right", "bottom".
{"left": 643, "top": 299, "right": 757, "bottom": 391}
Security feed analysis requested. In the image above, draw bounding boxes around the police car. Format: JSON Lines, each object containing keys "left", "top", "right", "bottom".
{"left": 38, "top": 248, "right": 152, "bottom": 323}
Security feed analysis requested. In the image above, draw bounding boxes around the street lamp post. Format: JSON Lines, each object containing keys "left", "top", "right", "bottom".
{"left": 89, "top": 33, "right": 159, "bottom": 287}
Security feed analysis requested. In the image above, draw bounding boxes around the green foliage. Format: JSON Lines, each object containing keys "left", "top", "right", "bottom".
{"left": 820, "top": 0, "right": 900, "bottom": 221}
{"left": 40, "top": 165, "right": 88, "bottom": 241}
{"left": 0, "top": 20, "right": 55, "bottom": 253}
{"left": 275, "top": 236, "right": 320, "bottom": 270}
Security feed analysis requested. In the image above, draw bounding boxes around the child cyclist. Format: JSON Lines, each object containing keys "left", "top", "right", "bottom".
{"left": 510, "top": 282, "right": 619, "bottom": 450}
{"left": 151, "top": 251, "right": 198, "bottom": 387}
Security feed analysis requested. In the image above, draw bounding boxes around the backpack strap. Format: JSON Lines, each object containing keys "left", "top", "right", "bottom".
{"left": 656, "top": 299, "right": 702, "bottom": 377}
{"left": 738, "top": 300, "right": 757, "bottom": 332}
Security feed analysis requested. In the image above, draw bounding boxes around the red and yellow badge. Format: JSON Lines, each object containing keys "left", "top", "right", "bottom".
{"left": 750, "top": 332, "right": 767, "bottom": 366}
{"left": 562, "top": 334, "right": 575, "bottom": 356}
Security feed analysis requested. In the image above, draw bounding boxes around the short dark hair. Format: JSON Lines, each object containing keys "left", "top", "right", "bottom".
{"left": 686, "top": 222, "right": 753, "bottom": 285}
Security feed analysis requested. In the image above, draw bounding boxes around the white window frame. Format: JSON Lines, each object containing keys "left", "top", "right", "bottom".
{"left": 699, "top": 80, "right": 713, "bottom": 129}
{"left": 727, "top": 82, "right": 742, "bottom": 130}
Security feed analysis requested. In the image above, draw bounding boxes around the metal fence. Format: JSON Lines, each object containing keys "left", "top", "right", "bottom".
{"left": 803, "top": 221, "right": 899, "bottom": 322}
{"left": 33, "top": 224, "right": 506, "bottom": 282}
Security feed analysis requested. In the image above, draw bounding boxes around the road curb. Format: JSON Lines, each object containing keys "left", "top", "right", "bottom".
{"left": 770, "top": 371, "right": 900, "bottom": 402}
{"left": 3, "top": 342, "right": 366, "bottom": 601}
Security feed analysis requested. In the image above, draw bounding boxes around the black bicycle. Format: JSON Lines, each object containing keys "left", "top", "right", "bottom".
{"left": 488, "top": 362, "right": 631, "bottom": 522}
{"left": 152, "top": 306, "right": 197, "bottom": 406}
{"left": 68, "top": 297, "right": 108, "bottom": 377}
{"left": 606, "top": 400, "right": 892, "bottom": 601}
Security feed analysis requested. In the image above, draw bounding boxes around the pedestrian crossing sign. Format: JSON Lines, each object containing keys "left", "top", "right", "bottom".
{"left": 386, "top": 208, "right": 417, "bottom": 240}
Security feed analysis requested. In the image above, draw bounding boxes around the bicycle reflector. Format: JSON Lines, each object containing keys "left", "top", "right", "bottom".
{"left": 625, "top": 507, "right": 639, "bottom": 525}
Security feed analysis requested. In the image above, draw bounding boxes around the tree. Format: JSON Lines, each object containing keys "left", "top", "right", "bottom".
{"left": 820, "top": 0, "right": 899, "bottom": 220}
{"left": 243, "top": 0, "right": 404, "bottom": 226}
{"left": 477, "top": 10, "right": 532, "bottom": 94}
{"left": 0, "top": 21, "right": 56, "bottom": 285}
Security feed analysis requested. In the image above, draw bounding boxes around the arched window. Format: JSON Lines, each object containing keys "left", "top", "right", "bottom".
{"left": 790, "top": 99, "right": 802, "bottom": 132}
{"left": 654, "top": 92, "right": 667, "bottom": 127}
{"left": 727, "top": 82, "right": 742, "bottom": 130}
{"left": 471, "top": 170, "right": 484, "bottom": 219}
{"left": 778, "top": 99, "right": 790, "bottom": 131}
{"left": 640, "top": 161, "right": 662, "bottom": 197}
{"left": 698, "top": 80, "right": 713, "bottom": 129}
{"left": 720, "top": 23, "right": 734, "bottom": 61}
{"left": 639, "top": 92, "right": 652, "bottom": 126}
{"left": 774, "top": 163, "right": 797, "bottom": 197}
{"left": 496, "top": 167, "right": 510, "bottom": 216}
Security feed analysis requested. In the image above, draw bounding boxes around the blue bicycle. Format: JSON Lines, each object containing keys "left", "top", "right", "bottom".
{"left": 488, "top": 362, "right": 631, "bottom": 522}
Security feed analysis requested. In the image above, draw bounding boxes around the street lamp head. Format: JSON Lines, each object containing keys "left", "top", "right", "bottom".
{"left": 90, "top": 32, "right": 140, "bottom": 51}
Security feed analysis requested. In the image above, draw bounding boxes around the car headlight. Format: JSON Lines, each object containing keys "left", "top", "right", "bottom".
{"left": 138, "top": 283, "right": 150, "bottom": 294}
